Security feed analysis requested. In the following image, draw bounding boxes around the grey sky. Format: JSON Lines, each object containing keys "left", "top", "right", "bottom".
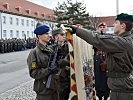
{"left": 27, "top": 0, "right": 133, "bottom": 16}
{"left": 27, "top": 0, "right": 65, "bottom": 10}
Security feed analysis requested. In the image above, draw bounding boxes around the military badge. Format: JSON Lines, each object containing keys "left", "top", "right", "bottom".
{"left": 31, "top": 61, "right": 37, "bottom": 69}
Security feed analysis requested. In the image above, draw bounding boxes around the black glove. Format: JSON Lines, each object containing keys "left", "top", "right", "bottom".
{"left": 58, "top": 59, "right": 69, "bottom": 68}
{"left": 48, "top": 66, "right": 59, "bottom": 74}
{"left": 66, "top": 25, "right": 78, "bottom": 34}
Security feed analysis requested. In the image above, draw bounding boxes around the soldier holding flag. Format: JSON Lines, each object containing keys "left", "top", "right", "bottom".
{"left": 68, "top": 13, "right": 133, "bottom": 100}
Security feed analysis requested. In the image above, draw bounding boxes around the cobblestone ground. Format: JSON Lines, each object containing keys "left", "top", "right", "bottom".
{"left": 0, "top": 80, "right": 110, "bottom": 100}
{"left": 0, "top": 80, "right": 36, "bottom": 100}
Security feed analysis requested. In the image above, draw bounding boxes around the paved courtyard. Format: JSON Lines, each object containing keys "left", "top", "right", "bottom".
{"left": 0, "top": 80, "right": 110, "bottom": 100}
{"left": 0, "top": 80, "right": 36, "bottom": 100}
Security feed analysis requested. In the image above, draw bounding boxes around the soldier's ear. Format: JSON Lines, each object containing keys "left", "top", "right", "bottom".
{"left": 121, "top": 23, "right": 126, "bottom": 29}
{"left": 54, "top": 35, "right": 58, "bottom": 40}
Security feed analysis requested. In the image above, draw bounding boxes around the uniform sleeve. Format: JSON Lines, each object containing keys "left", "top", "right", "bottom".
{"left": 27, "top": 49, "right": 51, "bottom": 80}
{"left": 76, "top": 28, "right": 127, "bottom": 53}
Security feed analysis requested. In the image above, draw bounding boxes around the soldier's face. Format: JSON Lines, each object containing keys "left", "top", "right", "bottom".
{"left": 38, "top": 32, "right": 51, "bottom": 43}
{"left": 113, "top": 20, "right": 121, "bottom": 35}
{"left": 55, "top": 33, "right": 66, "bottom": 44}
{"left": 98, "top": 26, "right": 107, "bottom": 33}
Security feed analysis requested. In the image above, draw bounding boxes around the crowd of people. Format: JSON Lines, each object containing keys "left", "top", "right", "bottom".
{"left": 25, "top": 12, "right": 133, "bottom": 100}
{"left": 1, "top": 12, "right": 132, "bottom": 100}
{"left": 0, "top": 38, "right": 37, "bottom": 53}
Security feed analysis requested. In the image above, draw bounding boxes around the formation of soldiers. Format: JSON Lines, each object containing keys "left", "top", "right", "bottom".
{"left": 0, "top": 38, "right": 37, "bottom": 53}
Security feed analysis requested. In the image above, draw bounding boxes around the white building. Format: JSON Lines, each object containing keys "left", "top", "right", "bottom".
{"left": 0, "top": 0, "right": 57, "bottom": 39}
{"left": 0, "top": 13, "right": 35, "bottom": 39}
{"left": 97, "top": 16, "right": 115, "bottom": 34}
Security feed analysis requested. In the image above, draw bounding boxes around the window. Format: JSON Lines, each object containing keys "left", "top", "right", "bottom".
{"left": 3, "top": 30, "right": 7, "bottom": 38}
{"left": 49, "top": 23, "right": 52, "bottom": 28}
{"left": 16, "top": 18, "right": 19, "bottom": 25}
{"left": 3, "top": 16, "right": 6, "bottom": 24}
{"left": 10, "top": 30, "right": 13, "bottom": 38}
{"left": 16, "top": 30, "right": 19, "bottom": 38}
{"left": 26, "top": 20, "right": 29, "bottom": 26}
{"left": 21, "top": 19, "right": 24, "bottom": 26}
{"left": 32, "top": 31, "right": 34, "bottom": 37}
{"left": 10, "top": 17, "right": 13, "bottom": 24}
{"left": 27, "top": 31, "right": 29, "bottom": 37}
{"left": 31, "top": 20, "right": 34, "bottom": 27}
{"left": 106, "top": 27, "right": 109, "bottom": 31}
{"left": 22, "top": 31, "right": 25, "bottom": 38}
{"left": 111, "top": 27, "right": 114, "bottom": 31}
{"left": 22, "top": 31, "right": 24, "bottom": 34}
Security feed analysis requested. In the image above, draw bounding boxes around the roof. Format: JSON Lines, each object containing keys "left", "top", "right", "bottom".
{"left": 98, "top": 16, "right": 115, "bottom": 27}
{"left": 0, "top": 0, "right": 56, "bottom": 21}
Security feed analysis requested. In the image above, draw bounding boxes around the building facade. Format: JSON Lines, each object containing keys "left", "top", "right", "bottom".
{"left": 0, "top": 0, "right": 57, "bottom": 39}
{"left": 98, "top": 16, "right": 115, "bottom": 34}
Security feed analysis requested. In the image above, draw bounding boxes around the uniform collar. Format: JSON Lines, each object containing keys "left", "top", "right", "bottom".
{"left": 37, "top": 42, "right": 53, "bottom": 53}
{"left": 120, "top": 31, "right": 131, "bottom": 37}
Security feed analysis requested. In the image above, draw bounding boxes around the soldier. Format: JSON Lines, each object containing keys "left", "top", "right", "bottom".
{"left": 13, "top": 38, "right": 19, "bottom": 51}
{"left": 0, "top": 39, "right": 2, "bottom": 53}
{"left": 10, "top": 39, "right": 14, "bottom": 52}
{"left": 27, "top": 24, "right": 59, "bottom": 100}
{"left": 69, "top": 13, "right": 133, "bottom": 100}
{"left": 1, "top": 39, "right": 5, "bottom": 53}
{"left": 52, "top": 28, "right": 70, "bottom": 100}
{"left": 12, "top": 38, "right": 16, "bottom": 51}
{"left": 4, "top": 39, "right": 7, "bottom": 53}
{"left": 96, "top": 22, "right": 107, "bottom": 34}
{"left": 93, "top": 22, "right": 110, "bottom": 100}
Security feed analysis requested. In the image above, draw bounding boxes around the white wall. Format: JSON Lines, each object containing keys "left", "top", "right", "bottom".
{"left": 107, "top": 26, "right": 114, "bottom": 34}
{"left": 0, "top": 12, "right": 2, "bottom": 39}
{"left": 0, "top": 12, "right": 57, "bottom": 39}
{"left": 1, "top": 13, "right": 36, "bottom": 39}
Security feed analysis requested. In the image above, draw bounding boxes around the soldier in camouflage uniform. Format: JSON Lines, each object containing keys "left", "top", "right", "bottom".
{"left": 27, "top": 24, "right": 59, "bottom": 100}
{"left": 4, "top": 39, "right": 7, "bottom": 53}
{"left": 52, "top": 28, "right": 70, "bottom": 100}
{"left": 69, "top": 13, "right": 133, "bottom": 100}
{"left": 0, "top": 39, "right": 1, "bottom": 53}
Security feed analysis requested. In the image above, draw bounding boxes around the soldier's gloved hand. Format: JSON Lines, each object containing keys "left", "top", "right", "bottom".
{"left": 58, "top": 59, "right": 69, "bottom": 68}
{"left": 66, "top": 25, "right": 78, "bottom": 34}
{"left": 48, "top": 66, "right": 59, "bottom": 74}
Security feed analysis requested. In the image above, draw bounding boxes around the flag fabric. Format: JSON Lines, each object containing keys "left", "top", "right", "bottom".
{"left": 64, "top": 25, "right": 96, "bottom": 100}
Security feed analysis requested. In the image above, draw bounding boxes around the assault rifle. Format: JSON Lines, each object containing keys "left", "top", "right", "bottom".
{"left": 46, "top": 41, "right": 59, "bottom": 90}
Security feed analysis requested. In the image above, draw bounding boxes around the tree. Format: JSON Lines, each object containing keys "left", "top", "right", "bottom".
{"left": 54, "top": 0, "right": 92, "bottom": 29}
{"left": 89, "top": 15, "right": 101, "bottom": 30}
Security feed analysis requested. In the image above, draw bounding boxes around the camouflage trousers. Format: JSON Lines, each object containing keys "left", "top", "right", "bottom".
{"left": 110, "top": 91, "right": 133, "bottom": 100}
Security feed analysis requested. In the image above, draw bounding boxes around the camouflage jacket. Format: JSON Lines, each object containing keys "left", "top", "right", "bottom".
{"left": 27, "top": 42, "right": 58, "bottom": 95}
{"left": 76, "top": 28, "right": 133, "bottom": 92}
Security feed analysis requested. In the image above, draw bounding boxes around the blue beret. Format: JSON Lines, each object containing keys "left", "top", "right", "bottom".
{"left": 34, "top": 24, "right": 50, "bottom": 35}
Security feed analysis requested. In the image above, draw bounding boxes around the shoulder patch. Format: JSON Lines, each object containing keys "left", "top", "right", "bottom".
{"left": 31, "top": 61, "right": 37, "bottom": 69}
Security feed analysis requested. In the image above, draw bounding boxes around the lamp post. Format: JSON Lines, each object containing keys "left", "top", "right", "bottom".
{"left": 116, "top": 0, "right": 119, "bottom": 15}
{"left": 0, "top": 12, "right": 2, "bottom": 39}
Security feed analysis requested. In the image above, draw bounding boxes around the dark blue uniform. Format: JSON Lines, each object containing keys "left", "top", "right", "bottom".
{"left": 93, "top": 47, "right": 110, "bottom": 100}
